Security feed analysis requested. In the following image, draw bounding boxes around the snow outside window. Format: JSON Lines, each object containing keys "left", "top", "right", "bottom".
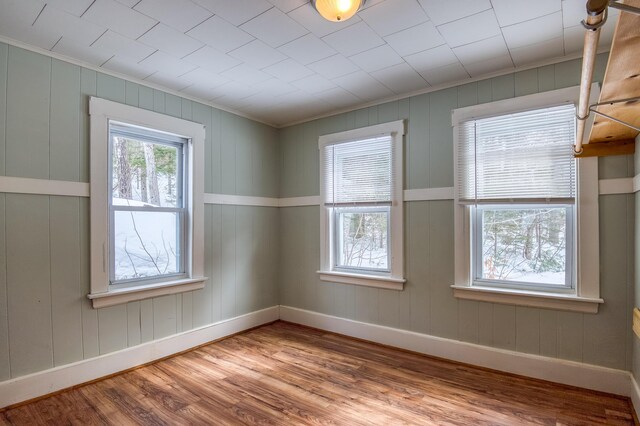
{"left": 458, "top": 104, "right": 577, "bottom": 292}
{"left": 318, "top": 120, "right": 405, "bottom": 290}
{"left": 451, "top": 85, "right": 603, "bottom": 313}
{"left": 88, "top": 97, "right": 206, "bottom": 309}
{"left": 109, "top": 123, "right": 187, "bottom": 286}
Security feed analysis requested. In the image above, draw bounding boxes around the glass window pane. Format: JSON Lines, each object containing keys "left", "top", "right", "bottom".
{"left": 336, "top": 209, "right": 389, "bottom": 271}
{"left": 113, "top": 210, "right": 181, "bottom": 282}
{"left": 479, "top": 207, "right": 567, "bottom": 286}
{"left": 111, "top": 137, "right": 181, "bottom": 208}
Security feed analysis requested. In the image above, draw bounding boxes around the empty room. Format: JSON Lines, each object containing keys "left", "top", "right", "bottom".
{"left": 0, "top": 0, "right": 640, "bottom": 424}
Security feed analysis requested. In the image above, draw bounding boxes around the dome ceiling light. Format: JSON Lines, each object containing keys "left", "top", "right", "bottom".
{"left": 311, "top": 0, "right": 366, "bottom": 22}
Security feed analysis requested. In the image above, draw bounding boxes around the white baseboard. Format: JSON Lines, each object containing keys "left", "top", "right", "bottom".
{"left": 0, "top": 306, "right": 279, "bottom": 409}
{"left": 279, "top": 306, "right": 631, "bottom": 397}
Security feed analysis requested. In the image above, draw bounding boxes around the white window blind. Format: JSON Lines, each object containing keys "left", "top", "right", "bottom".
{"left": 322, "top": 135, "right": 394, "bottom": 207}
{"left": 457, "top": 104, "right": 576, "bottom": 204}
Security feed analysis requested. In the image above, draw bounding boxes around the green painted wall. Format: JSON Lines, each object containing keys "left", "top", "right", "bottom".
{"left": 0, "top": 41, "right": 634, "bottom": 383}
{"left": 0, "top": 43, "right": 280, "bottom": 380}
{"left": 278, "top": 53, "right": 635, "bottom": 371}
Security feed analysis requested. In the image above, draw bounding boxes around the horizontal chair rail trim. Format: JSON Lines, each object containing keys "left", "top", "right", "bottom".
{"left": 0, "top": 177, "right": 637, "bottom": 205}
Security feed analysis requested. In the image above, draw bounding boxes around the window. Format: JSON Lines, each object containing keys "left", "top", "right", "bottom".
{"left": 88, "top": 97, "right": 206, "bottom": 308}
{"left": 109, "top": 123, "right": 187, "bottom": 285}
{"left": 318, "top": 120, "right": 405, "bottom": 290}
{"left": 452, "top": 86, "right": 603, "bottom": 313}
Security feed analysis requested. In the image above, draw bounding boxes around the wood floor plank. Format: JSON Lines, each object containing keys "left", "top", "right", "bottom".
{"left": 0, "top": 321, "right": 634, "bottom": 425}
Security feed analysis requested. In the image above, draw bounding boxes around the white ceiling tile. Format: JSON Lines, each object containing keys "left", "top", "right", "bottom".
{"left": 34, "top": 5, "right": 105, "bottom": 45}
{"left": 133, "top": 0, "right": 212, "bottom": 32}
{"left": 2, "top": 23, "right": 60, "bottom": 50}
{"left": 562, "top": 24, "right": 583, "bottom": 54}
{"left": 240, "top": 7, "right": 308, "bottom": 48}
{"left": 220, "top": 64, "right": 271, "bottom": 85}
{"left": 349, "top": 45, "right": 403, "bottom": 73}
{"left": 561, "top": 0, "right": 584, "bottom": 28}
{"left": 52, "top": 36, "right": 113, "bottom": 66}
{"left": 370, "top": 62, "right": 429, "bottom": 94}
{"left": 502, "top": 12, "right": 563, "bottom": 49}
{"left": 307, "top": 54, "right": 359, "bottom": 79}
{"left": 0, "top": 0, "right": 56, "bottom": 50}
{"left": 186, "top": 15, "right": 254, "bottom": 53}
{"left": 510, "top": 36, "right": 564, "bottom": 67}
{"left": 180, "top": 83, "right": 227, "bottom": 100}
{"left": 322, "top": 21, "right": 385, "bottom": 56}
{"left": 191, "top": 0, "right": 273, "bottom": 26}
{"left": 437, "top": 9, "right": 501, "bottom": 48}
{"left": 114, "top": 0, "right": 138, "bottom": 7}
{"left": 101, "top": 55, "right": 157, "bottom": 79}
{"left": 45, "top": 0, "right": 93, "bottom": 16}
{"left": 254, "top": 78, "right": 297, "bottom": 96}
{"left": 0, "top": 0, "right": 44, "bottom": 23}
{"left": 417, "top": 0, "right": 492, "bottom": 25}
{"left": 291, "top": 73, "right": 337, "bottom": 93}
{"left": 83, "top": 0, "right": 157, "bottom": 39}
{"left": 144, "top": 71, "right": 192, "bottom": 91}
{"left": 91, "top": 30, "right": 156, "bottom": 62}
{"left": 262, "top": 58, "right": 315, "bottom": 82}
{"left": 137, "top": 24, "right": 203, "bottom": 58}
{"left": 139, "top": 50, "right": 197, "bottom": 77}
{"left": 183, "top": 46, "right": 241, "bottom": 73}
{"left": 404, "top": 44, "right": 458, "bottom": 72}
{"left": 268, "top": 0, "right": 307, "bottom": 13}
{"left": 315, "top": 86, "right": 361, "bottom": 108}
{"left": 180, "top": 67, "right": 230, "bottom": 88}
{"left": 209, "top": 81, "right": 261, "bottom": 100}
{"left": 462, "top": 54, "right": 514, "bottom": 77}
{"left": 332, "top": 71, "right": 394, "bottom": 101}
{"left": 383, "top": 21, "right": 444, "bottom": 57}
{"left": 452, "top": 35, "right": 509, "bottom": 64}
{"left": 279, "top": 33, "right": 336, "bottom": 65}
{"left": 418, "top": 61, "right": 469, "bottom": 86}
{"left": 287, "top": 3, "right": 361, "bottom": 37}
{"left": 229, "top": 39, "right": 287, "bottom": 69}
{"left": 358, "top": 0, "right": 429, "bottom": 37}
{"left": 492, "top": 0, "right": 560, "bottom": 27}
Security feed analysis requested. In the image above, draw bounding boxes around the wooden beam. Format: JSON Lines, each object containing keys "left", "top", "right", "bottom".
{"left": 588, "top": 0, "right": 640, "bottom": 144}
{"left": 575, "top": 138, "right": 635, "bottom": 157}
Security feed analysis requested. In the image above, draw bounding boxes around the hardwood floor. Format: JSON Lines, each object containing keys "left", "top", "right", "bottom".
{"left": 0, "top": 321, "right": 635, "bottom": 425}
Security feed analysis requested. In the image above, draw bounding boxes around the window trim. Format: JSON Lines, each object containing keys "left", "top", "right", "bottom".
{"left": 88, "top": 97, "right": 207, "bottom": 309}
{"left": 451, "top": 85, "right": 603, "bottom": 313}
{"left": 317, "top": 120, "right": 406, "bottom": 290}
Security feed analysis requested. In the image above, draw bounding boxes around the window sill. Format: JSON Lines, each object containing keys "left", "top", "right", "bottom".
{"left": 451, "top": 285, "right": 603, "bottom": 314}
{"left": 88, "top": 277, "right": 207, "bottom": 309}
{"left": 318, "top": 271, "right": 405, "bottom": 290}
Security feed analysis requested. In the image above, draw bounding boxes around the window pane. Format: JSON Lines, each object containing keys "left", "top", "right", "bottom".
{"left": 479, "top": 207, "right": 568, "bottom": 286}
{"left": 113, "top": 210, "right": 181, "bottom": 281}
{"left": 111, "top": 137, "right": 181, "bottom": 208}
{"left": 336, "top": 209, "right": 389, "bottom": 271}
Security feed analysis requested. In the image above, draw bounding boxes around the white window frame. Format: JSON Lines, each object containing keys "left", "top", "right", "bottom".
{"left": 88, "top": 97, "right": 207, "bottom": 308}
{"left": 318, "top": 120, "right": 406, "bottom": 290}
{"left": 451, "top": 85, "right": 604, "bottom": 314}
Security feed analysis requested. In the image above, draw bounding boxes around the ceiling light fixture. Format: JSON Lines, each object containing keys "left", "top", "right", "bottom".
{"left": 312, "top": 0, "right": 365, "bottom": 22}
